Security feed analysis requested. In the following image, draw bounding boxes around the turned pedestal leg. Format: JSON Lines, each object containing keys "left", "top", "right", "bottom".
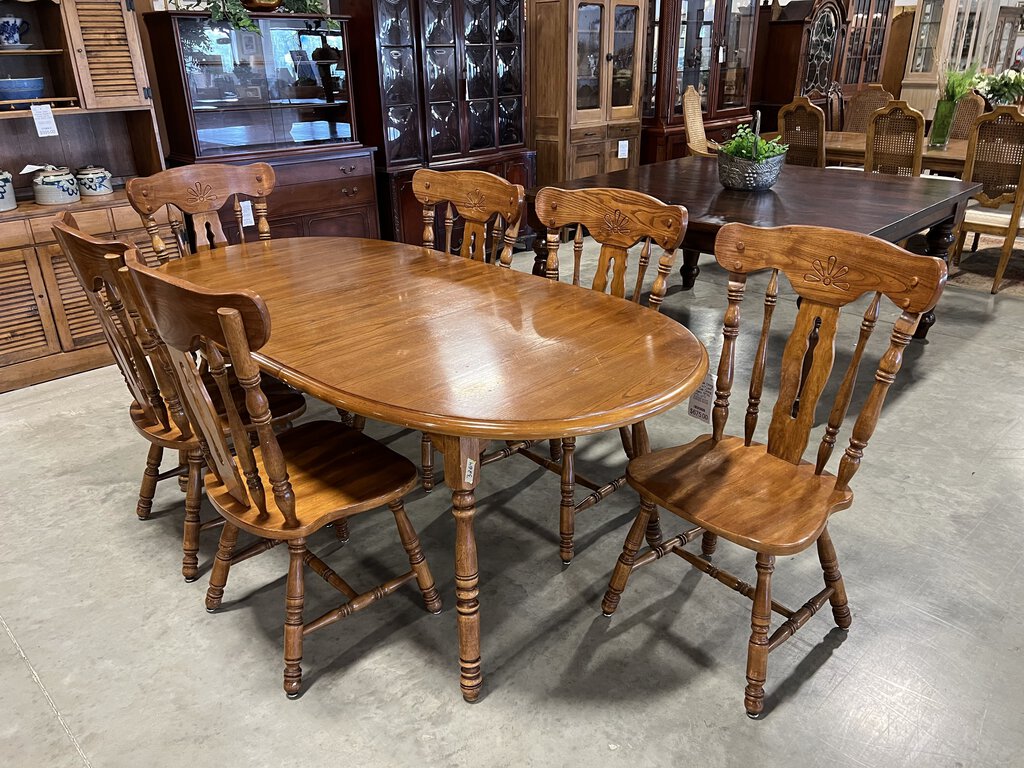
{"left": 438, "top": 435, "right": 485, "bottom": 702}
{"left": 680, "top": 249, "right": 701, "bottom": 290}
{"left": 917, "top": 216, "right": 957, "bottom": 340}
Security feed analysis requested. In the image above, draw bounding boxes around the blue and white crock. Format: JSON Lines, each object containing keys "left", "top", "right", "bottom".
{"left": 0, "top": 169, "right": 16, "bottom": 212}
{"left": 75, "top": 165, "right": 113, "bottom": 196}
{"left": 33, "top": 166, "right": 80, "bottom": 205}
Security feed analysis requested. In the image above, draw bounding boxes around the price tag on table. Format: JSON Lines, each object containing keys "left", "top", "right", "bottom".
{"left": 687, "top": 372, "right": 715, "bottom": 424}
{"left": 31, "top": 104, "right": 59, "bottom": 138}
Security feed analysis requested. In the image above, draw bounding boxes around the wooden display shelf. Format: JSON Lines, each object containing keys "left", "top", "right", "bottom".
{"left": 0, "top": 189, "right": 130, "bottom": 225}
{"left": 0, "top": 49, "right": 64, "bottom": 56}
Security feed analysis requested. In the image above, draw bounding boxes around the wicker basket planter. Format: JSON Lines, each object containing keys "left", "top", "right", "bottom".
{"left": 717, "top": 151, "right": 787, "bottom": 192}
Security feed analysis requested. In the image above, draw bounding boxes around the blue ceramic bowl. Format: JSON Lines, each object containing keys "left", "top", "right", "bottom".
{"left": 0, "top": 77, "right": 44, "bottom": 108}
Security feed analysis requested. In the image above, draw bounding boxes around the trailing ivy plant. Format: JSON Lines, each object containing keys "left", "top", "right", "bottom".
{"left": 720, "top": 125, "right": 788, "bottom": 164}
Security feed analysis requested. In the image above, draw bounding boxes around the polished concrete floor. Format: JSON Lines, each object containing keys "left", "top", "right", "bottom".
{"left": 2, "top": 250, "right": 1022, "bottom": 768}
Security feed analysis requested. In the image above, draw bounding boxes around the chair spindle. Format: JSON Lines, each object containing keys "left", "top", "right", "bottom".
{"left": 744, "top": 269, "right": 779, "bottom": 445}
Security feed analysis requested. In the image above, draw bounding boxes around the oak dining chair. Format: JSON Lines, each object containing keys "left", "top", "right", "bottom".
{"left": 842, "top": 84, "right": 892, "bottom": 133}
{"left": 413, "top": 168, "right": 526, "bottom": 491}
{"left": 52, "top": 212, "right": 306, "bottom": 581}
{"left": 602, "top": 223, "right": 946, "bottom": 718}
{"left": 865, "top": 100, "right": 925, "bottom": 177}
{"left": 683, "top": 85, "right": 718, "bottom": 157}
{"left": 948, "top": 91, "right": 987, "bottom": 141}
{"left": 125, "top": 162, "right": 275, "bottom": 261}
{"left": 950, "top": 105, "right": 1024, "bottom": 293}
{"left": 522, "top": 186, "right": 688, "bottom": 564}
{"left": 124, "top": 253, "right": 442, "bottom": 697}
{"left": 778, "top": 96, "right": 826, "bottom": 167}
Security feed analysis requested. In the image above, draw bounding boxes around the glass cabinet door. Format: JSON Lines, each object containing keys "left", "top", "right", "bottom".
{"left": 575, "top": 2, "right": 604, "bottom": 116}
{"left": 642, "top": 0, "right": 661, "bottom": 117}
{"left": 715, "top": 0, "right": 754, "bottom": 112}
{"left": 378, "top": 0, "right": 424, "bottom": 163}
{"left": 495, "top": 0, "right": 524, "bottom": 146}
{"left": 803, "top": 5, "right": 840, "bottom": 93}
{"left": 910, "top": 0, "right": 941, "bottom": 74}
{"left": 423, "top": 0, "right": 460, "bottom": 157}
{"left": 609, "top": 0, "right": 642, "bottom": 118}
{"left": 841, "top": 0, "right": 890, "bottom": 88}
{"left": 176, "top": 16, "right": 356, "bottom": 158}
{"left": 861, "top": 0, "right": 890, "bottom": 83}
{"left": 675, "top": 0, "right": 715, "bottom": 114}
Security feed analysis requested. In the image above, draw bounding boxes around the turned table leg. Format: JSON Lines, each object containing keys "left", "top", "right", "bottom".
{"left": 680, "top": 248, "right": 701, "bottom": 290}
{"left": 917, "top": 215, "right": 957, "bottom": 340}
{"left": 438, "top": 434, "right": 486, "bottom": 702}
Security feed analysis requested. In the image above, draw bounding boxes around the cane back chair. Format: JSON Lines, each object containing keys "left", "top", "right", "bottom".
{"left": 778, "top": 96, "right": 826, "bottom": 167}
{"left": 841, "top": 84, "right": 892, "bottom": 133}
{"left": 125, "top": 162, "right": 275, "bottom": 260}
{"left": 683, "top": 86, "right": 719, "bottom": 157}
{"left": 602, "top": 223, "right": 946, "bottom": 717}
{"left": 508, "top": 186, "right": 688, "bottom": 564}
{"left": 124, "top": 254, "right": 442, "bottom": 697}
{"left": 950, "top": 106, "right": 1024, "bottom": 293}
{"left": 413, "top": 168, "right": 526, "bottom": 491}
{"left": 864, "top": 100, "right": 925, "bottom": 177}
{"left": 948, "top": 91, "right": 986, "bottom": 141}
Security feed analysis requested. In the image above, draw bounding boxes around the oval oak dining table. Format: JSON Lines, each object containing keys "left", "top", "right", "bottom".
{"left": 157, "top": 236, "right": 710, "bottom": 701}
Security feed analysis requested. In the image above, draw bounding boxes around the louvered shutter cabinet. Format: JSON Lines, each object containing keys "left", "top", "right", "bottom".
{"left": 37, "top": 246, "right": 107, "bottom": 352}
{"left": 62, "top": 0, "right": 151, "bottom": 108}
{"left": 0, "top": 250, "right": 62, "bottom": 367}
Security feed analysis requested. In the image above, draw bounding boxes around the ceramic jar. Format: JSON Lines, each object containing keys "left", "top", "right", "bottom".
{"left": 33, "top": 166, "right": 80, "bottom": 205}
{"left": 0, "top": 169, "right": 16, "bottom": 212}
{"left": 75, "top": 165, "right": 113, "bottom": 196}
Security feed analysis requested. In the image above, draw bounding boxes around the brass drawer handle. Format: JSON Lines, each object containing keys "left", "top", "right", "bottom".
{"left": 339, "top": 165, "right": 356, "bottom": 174}
{"left": 342, "top": 187, "right": 359, "bottom": 197}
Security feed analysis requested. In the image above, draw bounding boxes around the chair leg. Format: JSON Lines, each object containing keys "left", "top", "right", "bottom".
{"left": 336, "top": 408, "right": 354, "bottom": 427}
{"left": 816, "top": 527, "right": 851, "bottom": 630}
{"left": 744, "top": 552, "right": 775, "bottom": 719}
{"left": 177, "top": 449, "right": 188, "bottom": 492}
{"left": 991, "top": 236, "right": 1015, "bottom": 294}
{"left": 136, "top": 444, "right": 163, "bottom": 520}
{"left": 602, "top": 498, "right": 654, "bottom": 617}
{"left": 421, "top": 434, "right": 435, "bottom": 492}
{"left": 951, "top": 228, "right": 968, "bottom": 270}
{"left": 284, "top": 538, "right": 306, "bottom": 698}
{"left": 970, "top": 231, "right": 980, "bottom": 253}
{"left": 205, "top": 523, "right": 240, "bottom": 612}
{"left": 548, "top": 439, "right": 562, "bottom": 462}
{"left": 389, "top": 501, "right": 442, "bottom": 614}
{"left": 181, "top": 449, "right": 204, "bottom": 582}
{"left": 701, "top": 532, "right": 718, "bottom": 560}
{"left": 559, "top": 436, "right": 576, "bottom": 565}
{"left": 644, "top": 506, "right": 664, "bottom": 549}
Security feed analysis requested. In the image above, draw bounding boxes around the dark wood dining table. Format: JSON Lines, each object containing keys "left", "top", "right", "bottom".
{"left": 158, "top": 236, "right": 709, "bottom": 702}
{"left": 529, "top": 156, "right": 980, "bottom": 338}
{"left": 824, "top": 131, "right": 968, "bottom": 174}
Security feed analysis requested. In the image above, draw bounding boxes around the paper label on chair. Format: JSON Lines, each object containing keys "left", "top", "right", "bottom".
{"left": 687, "top": 372, "right": 715, "bottom": 424}
{"left": 617, "top": 140, "right": 629, "bottom": 159}
{"left": 31, "top": 105, "right": 58, "bottom": 138}
{"left": 239, "top": 200, "right": 255, "bottom": 227}
{"left": 464, "top": 458, "right": 477, "bottom": 484}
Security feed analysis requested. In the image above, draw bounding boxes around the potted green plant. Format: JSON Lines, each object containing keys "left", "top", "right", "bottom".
{"left": 931, "top": 66, "right": 977, "bottom": 148}
{"left": 978, "top": 69, "right": 1024, "bottom": 106}
{"left": 175, "top": 0, "right": 333, "bottom": 33}
{"left": 717, "top": 113, "right": 788, "bottom": 192}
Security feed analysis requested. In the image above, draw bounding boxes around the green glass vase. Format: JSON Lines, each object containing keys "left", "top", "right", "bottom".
{"left": 929, "top": 98, "right": 956, "bottom": 148}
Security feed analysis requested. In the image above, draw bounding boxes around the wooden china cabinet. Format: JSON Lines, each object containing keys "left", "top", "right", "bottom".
{"left": 528, "top": 0, "right": 647, "bottom": 184}
{"left": 0, "top": 0, "right": 165, "bottom": 392}
{"left": 639, "top": 0, "right": 760, "bottom": 162}
{"left": 341, "top": 0, "right": 536, "bottom": 243}
{"left": 144, "top": 11, "right": 381, "bottom": 242}
{"left": 837, "top": 0, "right": 893, "bottom": 95}
{"left": 750, "top": 0, "right": 848, "bottom": 131}
{"left": 899, "top": 0, "right": 958, "bottom": 119}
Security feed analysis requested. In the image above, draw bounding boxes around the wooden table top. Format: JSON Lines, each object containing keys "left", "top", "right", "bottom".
{"left": 824, "top": 131, "right": 968, "bottom": 173}
{"left": 540, "top": 156, "right": 979, "bottom": 248}
{"left": 158, "top": 237, "right": 709, "bottom": 440}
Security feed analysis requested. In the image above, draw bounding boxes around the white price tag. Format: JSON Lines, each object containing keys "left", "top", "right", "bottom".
{"left": 718, "top": 46, "right": 726, "bottom": 64}
{"left": 31, "top": 104, "right": 59, "bottom": 138}
{"left": 687, "top": 372, "right": 715, "bottom": 424}
{"left": 617, "top": 139, "right": 629, "bottom": 159}
{"left": 464, "top": 457, "right": 477, "bottom": 484}
{"left": 239, "top": 199, "right": 255, "bottom": 227}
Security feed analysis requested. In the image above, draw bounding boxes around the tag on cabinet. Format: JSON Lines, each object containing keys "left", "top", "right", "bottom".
{"left": 617, "top": 140, "right": 629, "bottom": 159}
{"left": 718, "top": 45, "right": 726, "bottom": 64}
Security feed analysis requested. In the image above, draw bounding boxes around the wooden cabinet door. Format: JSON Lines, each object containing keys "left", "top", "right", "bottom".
{"left": 37, "top": 245, "right": 106, "bottom": 352}
{"left": 0, "top": 249, "right": 62, "bottom": 367}
{"left": 607, "top": 0, "right": 646, "bottom": 121}
{"left": 605, "top": 136, "right": 638, "bottom": 171}
{"left": 62, "top": 0, "right": 150, "bottom": 108}
{"left": 570, "top": 141, "right": 606, "bottom": 178}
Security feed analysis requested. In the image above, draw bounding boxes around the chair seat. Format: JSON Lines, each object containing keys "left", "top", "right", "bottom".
{"left": 207, "top": 420, "right": 419, "bottom": 539}
{"left": 626, "top": 435, "right": 853, "bottom": 555}
{"left": 963, "top": 200, "right": 1023, "bottom": 229}
{"left": 130, "top": 402, "right": 197, "bottom": 449}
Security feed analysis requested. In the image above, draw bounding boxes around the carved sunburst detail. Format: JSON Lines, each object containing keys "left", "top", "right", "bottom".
{"left": 463, "top": 189, "right": 486, "bottom": 211}
{"left": 804, "top": 255, "right": 850, "bottom": 290}
{"left": 600, "top": 209, "right": 631, "bottom": 238}
{"left": 185, "top": 182, "right": 218, "bottom": 205}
